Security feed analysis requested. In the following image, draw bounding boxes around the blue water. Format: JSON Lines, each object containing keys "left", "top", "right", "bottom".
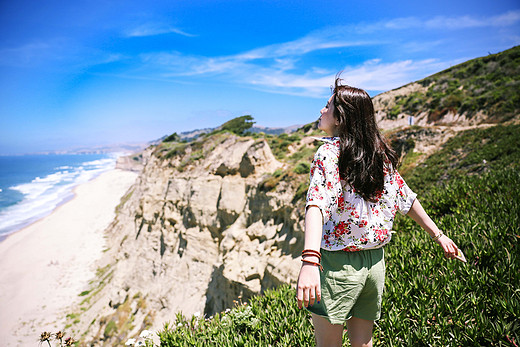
{"left": 0, "top": 153, "right": 119, "bottom": 240}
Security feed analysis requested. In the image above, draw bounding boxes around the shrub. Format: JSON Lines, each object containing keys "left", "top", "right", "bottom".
{"left": 220, "top": 115, "right": 255, "bottom": 136}
{"left": 163, "top": 133, "right": 181, "bottom": 142}
{"left": 293, "top": 162, "right": 310, "bottom": 175}
{"left": 158, "top": 285, "right": 315, "bottom": 346}
{"left": 164, "top": 143, "right": 188, "bottom": 159}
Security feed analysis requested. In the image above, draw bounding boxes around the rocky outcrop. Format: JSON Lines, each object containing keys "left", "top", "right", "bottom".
{"left": 71, "top": 134, "right": 305, "bottom": 345}
{"left": 115, "top": 151, "right": 151, "bottom": 173}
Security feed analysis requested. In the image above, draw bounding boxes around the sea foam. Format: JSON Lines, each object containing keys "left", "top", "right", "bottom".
{"left": 0, "top": 154, "right": 119, "bottom": 239}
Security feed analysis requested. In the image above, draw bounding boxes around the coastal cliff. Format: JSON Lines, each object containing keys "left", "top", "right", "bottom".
{"left": 70, "top": 133, "right": 309, "bottom": 345}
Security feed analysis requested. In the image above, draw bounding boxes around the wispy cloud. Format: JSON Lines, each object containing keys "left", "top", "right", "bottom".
{"left": 424, "top": 10, "right": 520, "bottom": 29}
{"left": 358, "top": 10, "right": 520, "bottom": 33}
{"left": 0, "top": 41, "right": 55, "bottom": 66}
{"left": 139, "top": 50, "right": 452, "bottom": 97}
{"left": 136, "top": 35, "right": 443, "bottom": 97}
{"left": 129, "top": 10, "right": 519, "bottom": 97}
{"left": 234, "top": 34, "right": 377, "bottom": 60}
{"left": 125, "top": 24, "right": 195, "bottom": 37}
{"left": 339, "top": 58, "right": 454, "bottom": 91}
{"left": 242, "top": 58, "right": 459, "bottom": 97}
{"left": 140, "top": 31, "right": 377, "bottom": 77}
{"left": 0, "top": 38, "right": 126, "bottom": 70}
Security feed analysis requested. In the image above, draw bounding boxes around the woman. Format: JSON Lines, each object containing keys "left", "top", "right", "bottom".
{"left": 296, "top": 77, "right": 461, "bottom": 347}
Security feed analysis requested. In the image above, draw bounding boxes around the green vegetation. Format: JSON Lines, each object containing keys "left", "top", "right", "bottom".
{"left": 164, "top": 143, "right": 189, "bottom": 159}
{"left": 158, "top": 124, "right": 520, "bottom": 346}
{"left": 403, "top": 124, "right": 520, "bottom": 195}
{"left": 163, "top": 132, "right": 181, "bottom": 142}
{"left": 103, "top": 320, "right": 117, "bottom": 339}
{"left": 218, "top": 115, "right": 255, "bottom": 136}
{"left": 266, "top": 132, "right": 302, "bottom": 160}
{"left": 159, "top": 286, "right": 314, "bottom": 346}
{"left": 258, "top": 128, "right": 321, "bottom": 201}
{"left": 79, "top": 290, "right": 91, "bottom": 297}
{"left": 115, "top": 189, "right": 134, "bottom": 214}
{"left": 388, "top": 45, "right": 520, "bottom": 122}
{"left": 293, "top": 162, "right": 310, "bottom": 175}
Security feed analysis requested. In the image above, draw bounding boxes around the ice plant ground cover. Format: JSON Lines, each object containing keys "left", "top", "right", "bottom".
{"left": 158, "top": 124, "right": 520, "bottom": 346}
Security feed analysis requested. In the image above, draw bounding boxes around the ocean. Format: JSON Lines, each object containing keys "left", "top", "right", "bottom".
{"left": 0, "top": 153, "right": 119, "bottom": 240}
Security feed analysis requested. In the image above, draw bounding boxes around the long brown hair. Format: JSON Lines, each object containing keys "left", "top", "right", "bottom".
{"left": 332, "top": 77, "right": 398, "bottom": 202}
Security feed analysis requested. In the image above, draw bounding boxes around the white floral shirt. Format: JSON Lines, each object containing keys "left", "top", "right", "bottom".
{"left": 305, "top": 137, "right": 417, "bottom": 251}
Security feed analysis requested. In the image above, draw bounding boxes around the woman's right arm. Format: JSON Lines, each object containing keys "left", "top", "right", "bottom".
{"left": 406, "top": 199, "right": 460, "bottom": 259}
{"left": 296, "top": 205, "right": 323, "bottom": 309}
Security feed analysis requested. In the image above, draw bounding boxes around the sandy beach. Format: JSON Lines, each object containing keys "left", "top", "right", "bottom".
{"left": 0, "top": 169, "right": 137, "bottom": 346}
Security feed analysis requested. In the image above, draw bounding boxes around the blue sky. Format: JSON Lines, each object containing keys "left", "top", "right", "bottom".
{"left": 0, "top": 0, "right": 519, "bottom": 154}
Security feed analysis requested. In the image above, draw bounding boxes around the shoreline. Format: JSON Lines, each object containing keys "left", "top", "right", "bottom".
{"left": 0, "top": 192, "right": 77, "bottom": 244}
{"left": 0, "top": 168, "right": 138, "bottom": 346}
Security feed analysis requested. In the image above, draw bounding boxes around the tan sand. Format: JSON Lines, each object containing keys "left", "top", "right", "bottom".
{"left": 0, "top": 169, "right": 137, "bottom": 346}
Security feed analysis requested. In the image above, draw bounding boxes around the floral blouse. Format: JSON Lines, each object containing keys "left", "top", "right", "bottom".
{"left": 305, "top": 137, "right": 417, "bottom": 251}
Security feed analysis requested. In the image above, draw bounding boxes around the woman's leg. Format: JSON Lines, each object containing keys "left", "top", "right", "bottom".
{"left": 311, "top": 313, "right": 343, "bottom": 347}
{"left": 346, "top": 316, "right": 374, "bottom": 347}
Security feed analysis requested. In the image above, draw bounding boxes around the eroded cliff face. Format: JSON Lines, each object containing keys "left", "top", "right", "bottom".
{"left": 72, "top": 134, "right": 306, "bottom": 345}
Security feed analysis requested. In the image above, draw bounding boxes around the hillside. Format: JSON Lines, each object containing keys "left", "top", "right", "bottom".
{"left": 374, "top": 45, "right": 520, "bottom": 129}
{"left": 64, "top": 46, "right": 520, "bottom": 345}
{"left": 159, "top": 124, "right": 520, "bottom": 346}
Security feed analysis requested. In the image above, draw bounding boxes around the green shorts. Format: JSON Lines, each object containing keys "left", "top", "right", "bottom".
{"left": 306, "top": 248, "right": 385, "bottom": 324}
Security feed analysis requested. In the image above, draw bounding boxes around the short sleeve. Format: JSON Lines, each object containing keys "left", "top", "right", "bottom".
{"left": 305, "top": 144, "right": 341, "bottom": 224}
{"left": 394, "top": 171, "right": 417, "bottom": 215}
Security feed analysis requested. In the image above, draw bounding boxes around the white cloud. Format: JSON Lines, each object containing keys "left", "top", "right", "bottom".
{"left": 491, "top": 10, "right": 520, "bottom": 27}
{"left": 237, "top": 36, "right": 375, "bottom": 60}
{"left": 129, "top": 10, "right": 518, "bottom": 97}
{"left": 137, "top": 44, "right": 454, "bottom": 98}
{"left": 340, "top": 59, "right": 443, "bottom": 91}
{"left": 0, "top": 41, "right": 54, "bottom": 66}
{"left": 126, "top": 24, "right": 195, "bottom": 37}
{"left": 355, "top": 10, "right": 520, "bottom": 33}
{"left": 243, "top": 58, "right": 456, "bottom": 97}
{"left": 425, "top": 10, "right": 520, "bottom": 29}
{"left": 0, "top": 40, "right": 124, "bottom": 68}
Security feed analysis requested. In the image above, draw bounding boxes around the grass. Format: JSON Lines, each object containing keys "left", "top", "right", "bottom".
{"left": 158, "top": 124, "right": 520, "bottom": 346}
{"left": 116, "top": 189, "right": 133, "bottom": 214}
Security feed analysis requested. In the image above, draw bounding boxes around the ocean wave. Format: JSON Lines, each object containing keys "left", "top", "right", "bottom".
{"left": 0, "top": 154, "right": 118, "bottom": 238}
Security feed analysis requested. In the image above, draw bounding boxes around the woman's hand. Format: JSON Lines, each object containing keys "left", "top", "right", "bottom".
{"left": 436, "top": 234, "right": 460, "bottom": 260}
{"left": 406, "top": 200, "right": 462, "bottom": 261}
{"left": 296, "top": 262, "right": 321, "bottom": 309}
{"left": 299, "top": 206, "right": 323, "bottom": 308}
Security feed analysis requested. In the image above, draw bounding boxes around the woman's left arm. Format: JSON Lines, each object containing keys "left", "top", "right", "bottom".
{"left": 406, "top": 199, "right": 460, "bottom": 259}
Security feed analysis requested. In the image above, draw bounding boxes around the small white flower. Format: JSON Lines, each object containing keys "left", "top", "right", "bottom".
{"left": 125, "top": 338, "right": 136, "bottom": 346}
{"left": 193, "top": 311, "right": 201, "bottom": 318}
{"left": 139, "top": 330, "right": 154, "bottom": 339}
{"left": 177, "top": 322, "right": 183, "bottom": 327}
{"left": 225, "top": 308, "right": 231, "bottom": 313}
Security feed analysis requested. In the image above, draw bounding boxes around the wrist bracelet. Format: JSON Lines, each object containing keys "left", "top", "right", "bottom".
{"left": 301, "top": 259, "right": 324, "bottom": 271}
{"left": 302, "top": 249, "right": 321, "bottom": 256}
{"left": 431, "top": 231, "right": 444, "bottom": 241}
{"left": 302, "top": 249, "right": 321, "bottom": 260}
